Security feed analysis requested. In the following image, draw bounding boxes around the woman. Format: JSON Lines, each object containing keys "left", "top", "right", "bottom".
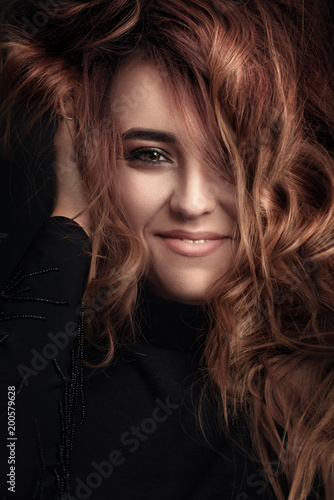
{"left": 0, "top": 0, "right": 333, "bottom": 499}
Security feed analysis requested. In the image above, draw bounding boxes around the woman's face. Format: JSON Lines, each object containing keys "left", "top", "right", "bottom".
{"left": 114, "top": 60, "right": 237, "bottom": 304}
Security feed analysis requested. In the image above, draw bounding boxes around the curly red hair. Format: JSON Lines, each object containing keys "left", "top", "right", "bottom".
{"left": 1, "top": 1, "right": 334, "bottom": 498}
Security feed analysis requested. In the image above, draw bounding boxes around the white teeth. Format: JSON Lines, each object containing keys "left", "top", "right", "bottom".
{"left": 182, "top": 239, "right": 209, "bottom": 244}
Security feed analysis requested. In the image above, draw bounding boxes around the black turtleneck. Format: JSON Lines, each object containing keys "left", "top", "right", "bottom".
{"left": 0, "top": 216, "right": 275, "bottom": 500}
{"left": 135, "top": 284, "right": 209, "bottom": 354}
{"left": 70, "top": 284, "right": 274, "bottom": 500}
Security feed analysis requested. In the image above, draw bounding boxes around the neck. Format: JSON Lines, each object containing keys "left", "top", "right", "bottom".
{"left": 136, "top": 283, "right": 210, "bottom": 353}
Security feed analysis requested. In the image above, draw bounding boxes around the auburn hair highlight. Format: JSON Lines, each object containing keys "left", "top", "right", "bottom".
{"left": 1, "top": 1, "right": 334, "bottom": 498}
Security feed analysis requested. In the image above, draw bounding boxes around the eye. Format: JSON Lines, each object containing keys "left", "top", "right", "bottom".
{"left": 124, "top": 147, "right": 172, "bottom": 165}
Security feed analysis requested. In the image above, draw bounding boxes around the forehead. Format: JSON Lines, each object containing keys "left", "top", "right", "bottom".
{"left": 111, "top": 59, "right": 202, "bottom": 142}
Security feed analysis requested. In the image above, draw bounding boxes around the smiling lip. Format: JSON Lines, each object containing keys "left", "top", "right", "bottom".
{"left": 156, "top": 230, "right": 230, "bottom": 257}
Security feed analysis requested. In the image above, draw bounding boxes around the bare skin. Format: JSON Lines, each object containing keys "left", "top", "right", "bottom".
{"left": 52, "top": 117, "right": 90, "bottom": 236}
{"left": 52, "top": 60, "right": 237, "bottom": 304}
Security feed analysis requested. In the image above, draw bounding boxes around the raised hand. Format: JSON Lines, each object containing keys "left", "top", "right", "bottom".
{"left": 51, "top": 116, "right": 90, "bottom": 236}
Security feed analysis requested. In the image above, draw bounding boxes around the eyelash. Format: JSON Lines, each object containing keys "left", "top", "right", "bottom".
{"left": 124, "top": 147, "right": 172, "bottom": 165}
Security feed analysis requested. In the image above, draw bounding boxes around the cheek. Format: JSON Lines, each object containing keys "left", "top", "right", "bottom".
{"left": 118, "top": 169, "right": 171, "bottom": 231}
{"left": 217, "top": 182, "right": 238, "bottom": 221}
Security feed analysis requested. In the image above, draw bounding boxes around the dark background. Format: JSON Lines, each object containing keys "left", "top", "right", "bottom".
{"left": 0, "top": 1, "right": 333, "bottom": 288}
{"left": 0, "top": 113, "right": 55, "bottom": 288}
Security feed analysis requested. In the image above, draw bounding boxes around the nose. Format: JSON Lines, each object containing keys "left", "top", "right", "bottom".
{"left": 169, "top": 161, "right": 218, "bottom": 219}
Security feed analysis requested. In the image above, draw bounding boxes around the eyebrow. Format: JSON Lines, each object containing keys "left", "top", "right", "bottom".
{"left": 121, "top": 128, "right": 178, "bottom": 144}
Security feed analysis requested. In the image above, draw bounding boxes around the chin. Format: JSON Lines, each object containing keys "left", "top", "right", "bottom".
{"left": 147, "top": 274, "right": 214, "bottom": 305}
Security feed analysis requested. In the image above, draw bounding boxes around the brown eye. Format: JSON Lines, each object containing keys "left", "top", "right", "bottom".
{"left": 144, "top": 151, "right": 161, "bottom": 161}
{"left": 124, "top": 147, "right": 172, "bottom": 165}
